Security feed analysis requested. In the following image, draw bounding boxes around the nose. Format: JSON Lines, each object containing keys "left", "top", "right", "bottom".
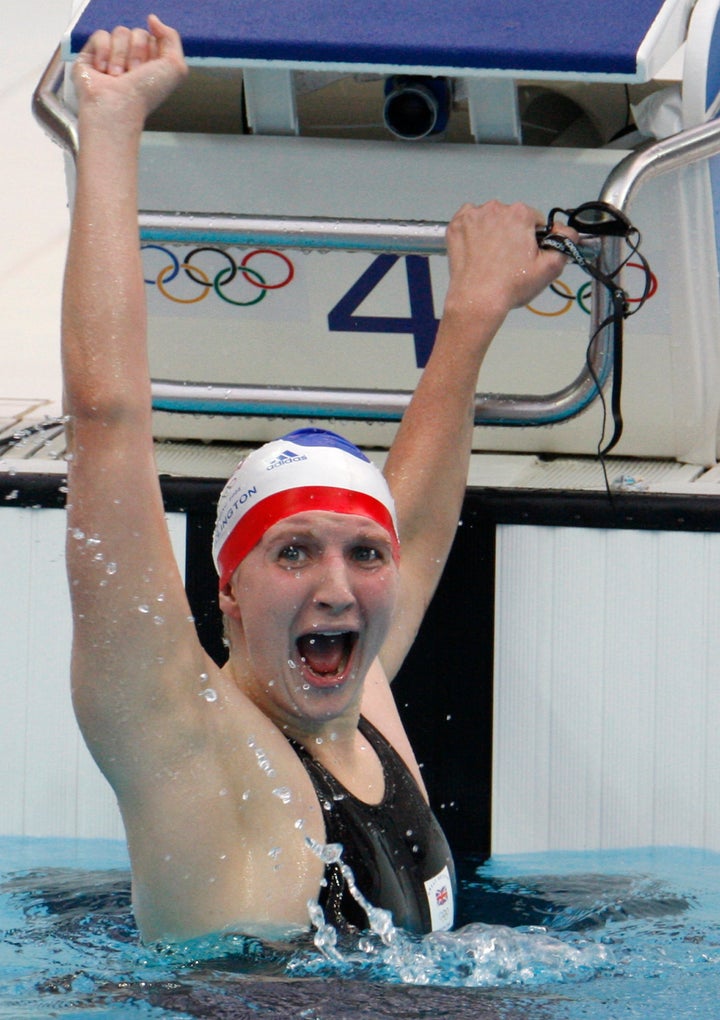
{"left": 313, "top": 554, "right": 356, "bottom": 614}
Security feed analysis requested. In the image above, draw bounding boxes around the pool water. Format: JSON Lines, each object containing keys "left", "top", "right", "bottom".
{"left": 2, "top": 837, "right": 720, "bottom": 1019}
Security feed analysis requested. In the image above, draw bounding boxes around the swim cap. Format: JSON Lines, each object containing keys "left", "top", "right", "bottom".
{"left": 213, "top": 428, "right": 400, "bottom": 587}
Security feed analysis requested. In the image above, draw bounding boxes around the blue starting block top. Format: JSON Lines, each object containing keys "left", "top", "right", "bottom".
{"left": 66, "top": 0, "right": 679, "bottom": 81}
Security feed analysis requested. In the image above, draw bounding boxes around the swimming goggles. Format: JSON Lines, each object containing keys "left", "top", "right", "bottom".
{"left": 537, "top": 201, "right": 654, "bottom": 460}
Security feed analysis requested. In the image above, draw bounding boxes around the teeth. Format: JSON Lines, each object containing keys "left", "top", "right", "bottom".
{"left": 302, "top": 632, "right": 348, "bottom": 644}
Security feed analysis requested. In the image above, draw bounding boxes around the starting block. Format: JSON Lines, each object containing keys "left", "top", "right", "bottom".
{"left": 32, "top": 0, "right": 720, "bottom": 463}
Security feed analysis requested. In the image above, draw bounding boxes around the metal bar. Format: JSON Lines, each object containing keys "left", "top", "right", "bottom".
{"left": 151, "top": 352, "right": 610, "bottom": 422}
{"left": 600, "top": 116, "right": 720, "bottom": 216}
{"left": 32, "top": 46, "right": 78, "bottom": 157}
{"left": 28, "top": 46, "right": 621, "bottom": 426}
{"left": 139, "top": 211, "right": 607, "bottom": 257}
{"left": 139, "top": 210, "right": 449, "bottom": 254}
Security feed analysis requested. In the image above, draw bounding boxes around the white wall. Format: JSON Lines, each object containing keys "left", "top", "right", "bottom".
{"left": 0, "top": 505, "right": 185, "bottom": 840}
{"left": 493, "top": 524, "right": 720, "bottom": 853}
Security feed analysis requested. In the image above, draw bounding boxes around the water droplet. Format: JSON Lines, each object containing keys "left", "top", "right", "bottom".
{"left": 138, "top": 604, "right": 150, "bottom": 614}
{"left": 199, "top": 687, "right": 218, "bottom": 703}
{"left": 305, "top": 836, "right": 342, "bottom": 866}
{"left": 272, "top": 786, "right": 292, "bottom": 804}
{"left": 106, "top": 562, "right": 118, "bottom": 576}
{"left": 253, "top": 747, "right": 276, "bottom": 778}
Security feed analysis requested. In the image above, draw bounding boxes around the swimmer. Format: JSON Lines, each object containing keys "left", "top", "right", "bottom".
{"left": 62, "top": 15, "right": 573, "bottom": 942}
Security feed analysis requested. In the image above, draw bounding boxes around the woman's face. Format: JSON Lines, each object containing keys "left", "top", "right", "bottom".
{"left": 224, "top": 510, "right": 400, "bottom": 731}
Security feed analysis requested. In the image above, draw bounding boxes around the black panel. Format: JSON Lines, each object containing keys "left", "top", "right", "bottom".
{"left": 393, "top": 500, "right": 496, "bottom": 858}
{"left": 183, "top": 507, "right": 228, "bottom": 667}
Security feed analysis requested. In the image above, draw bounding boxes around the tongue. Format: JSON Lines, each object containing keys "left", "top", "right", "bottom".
{"left": 298, "top": 634, "right": 346, "bottom": 676}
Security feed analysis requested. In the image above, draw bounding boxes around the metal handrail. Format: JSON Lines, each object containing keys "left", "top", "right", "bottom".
{"left": 601, "top": 116, "right": 720, "bottom": 212}
{"left": 33, "top": 45, "right": 720, "bottom": 425}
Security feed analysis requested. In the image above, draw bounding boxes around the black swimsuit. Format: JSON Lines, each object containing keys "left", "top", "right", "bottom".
{"left": 288, "top": 716, "right": 455, "bottom": 935}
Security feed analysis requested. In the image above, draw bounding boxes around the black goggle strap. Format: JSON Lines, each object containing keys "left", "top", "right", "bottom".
{"left": 538, "top": 231, "right": 627, "bottom": 457}
{"left": 538, "top": 203, "right": 654, "bottom": 463}
{"left": 538, "top": 231, "right": 629, "bottom": 301}
{"left": 588, "top": 289, "right": 627, "bottom": 459}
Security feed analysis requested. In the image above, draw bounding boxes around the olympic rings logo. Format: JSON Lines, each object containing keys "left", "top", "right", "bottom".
{"left": 526, "top": 263, "right": 658, "bottom": 317}
{"left": 142, "top": 245, "right": 295, "bottom": 306}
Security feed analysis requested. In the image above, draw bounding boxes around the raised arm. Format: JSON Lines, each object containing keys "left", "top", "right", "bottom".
{"left": 380, "top": 201, "right": 571, "bottom": 678}
{"left": 63, "top": 17, "right": 186, "bottom": 433}
{"left": 62, "top": 19, "right": 210, "bottom": 784}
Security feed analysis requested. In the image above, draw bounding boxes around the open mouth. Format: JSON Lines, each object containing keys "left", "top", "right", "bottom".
{"left": 296, "top": 631, "right": 357, "bottom": 684}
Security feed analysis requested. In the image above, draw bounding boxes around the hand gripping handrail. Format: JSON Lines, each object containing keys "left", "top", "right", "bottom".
{"left": 32, "top": 46, "right": 720, "bottom": 426}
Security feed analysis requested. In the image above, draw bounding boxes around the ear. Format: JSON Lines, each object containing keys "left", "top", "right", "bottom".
{"left": 218, "top": 580, "right": 242, "bottom": 622}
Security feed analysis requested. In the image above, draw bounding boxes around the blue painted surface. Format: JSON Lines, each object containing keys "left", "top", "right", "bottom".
{"left": 706, "top": 10, "right": 720, "bottom": 112}
{"left": 69, "top": 0, "right": 666, "bottom": 75}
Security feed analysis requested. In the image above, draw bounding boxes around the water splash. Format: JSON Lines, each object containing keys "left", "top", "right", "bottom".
{"left": 293, "top": 838, "right": 614, "bottom": 988}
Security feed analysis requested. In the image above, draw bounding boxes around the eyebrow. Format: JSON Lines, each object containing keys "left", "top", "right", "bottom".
{"left": 267, "top": 520, "right": 392, "bottom": 545}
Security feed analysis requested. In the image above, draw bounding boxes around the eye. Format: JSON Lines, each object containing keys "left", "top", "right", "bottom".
{"left": 350, "top": 544, "right": 385, "bottom": 565}
{"left": 277, "top": 544, "right": 308, "bottom": 566}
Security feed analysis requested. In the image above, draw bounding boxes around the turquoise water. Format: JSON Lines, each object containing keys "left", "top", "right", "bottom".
{"left": 2, "top": 837, "right": 720, "bottom": 1018}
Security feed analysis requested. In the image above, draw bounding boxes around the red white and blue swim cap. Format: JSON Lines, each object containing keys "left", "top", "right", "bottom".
{"left": 213, "top": 428, "right": 400, "bottom": 587}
